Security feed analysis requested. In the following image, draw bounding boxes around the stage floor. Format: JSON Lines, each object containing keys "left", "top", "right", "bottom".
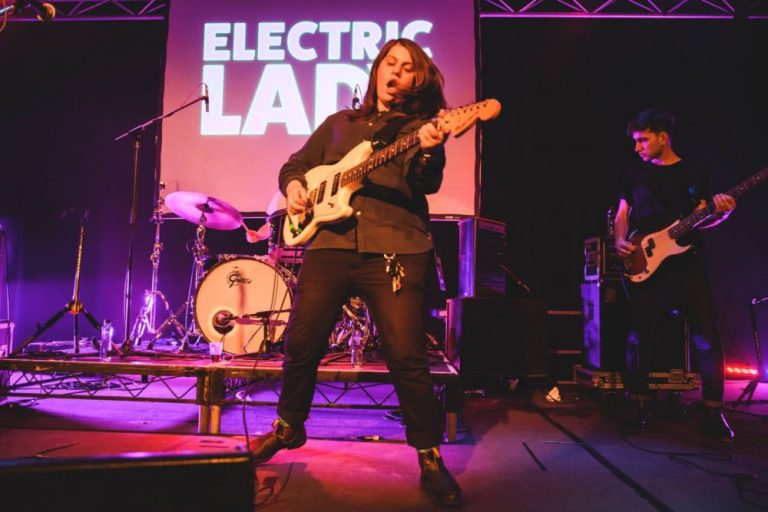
{"left": 1, "top": 379, "right": 767, "bottom": 511}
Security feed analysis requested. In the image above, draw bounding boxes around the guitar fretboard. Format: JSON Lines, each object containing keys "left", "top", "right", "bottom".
{"left": 669, "top": 166, "right": 768, "bottom": 239}
{"left": 341, "top": 130, "right": 422, "bottom": 187}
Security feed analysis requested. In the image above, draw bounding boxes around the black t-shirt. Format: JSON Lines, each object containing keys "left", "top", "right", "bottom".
{"left": 619, "top": 160, "right": 710, "bottom": 237}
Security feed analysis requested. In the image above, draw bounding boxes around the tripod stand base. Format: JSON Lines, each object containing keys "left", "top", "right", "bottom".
{"left": 21, "top": 339, "right": 93, "bottom": 354}
{"left": 731, "top": 377, "right": 768, "bottom": 408}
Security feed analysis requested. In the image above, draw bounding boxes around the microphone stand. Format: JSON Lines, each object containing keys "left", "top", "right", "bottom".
{"left": 10, "top": 210, "right": 101, "bottom": 357}
{"left": 732, "top": 296, "right": 768, "bottom": 409}
{"left": 499, "top": 264, "right": 532, "bottom": 294}
{"left": 114, "top": 92, "right": 207, "bottom": 346}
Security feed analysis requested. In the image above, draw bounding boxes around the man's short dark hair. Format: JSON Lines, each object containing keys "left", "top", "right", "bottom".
{"left": 627, "top": 106, "right": 676, "bottom": 137}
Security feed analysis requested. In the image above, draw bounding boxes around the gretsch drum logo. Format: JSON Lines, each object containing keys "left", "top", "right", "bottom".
{"left": 227, "top": 267, "right": 252, "bottom": 288}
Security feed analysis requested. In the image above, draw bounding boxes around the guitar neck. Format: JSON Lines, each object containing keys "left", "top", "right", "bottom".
{"left": 669, "top": 165, "right": 768, "bottom": 239}
{"left": 341, "top": 129, "right": 422, "bottom": 187}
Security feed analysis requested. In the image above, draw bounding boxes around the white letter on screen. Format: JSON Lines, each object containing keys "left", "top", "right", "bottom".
{"left": 315, "top": 63, "right": 369, "bottom": 128}
{"left": 287, "top": 21, "right": 318, "bottom": 61}
{"left": 351, "top": 22, "right": 382, "bottom": 60}
{"left": 258, "top": 22, "right": 286, "bottom": 61}
{"left": 385, "top": 21, "right": 399, "bottom": 42}
{"left": 201, "top": 65, "right": 242, "bottom": 135}
{"left": 203, "top": 23, "right": 232, "bottom": 62}
{"left": 242, "top": 64, "right": 311, "bottom": 135}
{"left": 233, "top": 23, "right": 256, "bottom": 61}
{"left": 401, "top": 21, "right": 433, "bottom": 57}
{"left": 318, "top": 22, "right": 351, "bottom": 61}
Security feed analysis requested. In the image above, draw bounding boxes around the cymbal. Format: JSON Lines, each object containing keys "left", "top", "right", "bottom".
{"left": 165, "top": 191, "right": 242, "bottom": 230}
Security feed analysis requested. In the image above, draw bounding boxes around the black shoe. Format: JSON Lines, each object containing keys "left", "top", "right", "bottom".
{"left": 624, "top": 401, "right": 652, "bottom": 433}
{"left": 248, "top": 419, "right": 307, "bottom": 464}
{"left": 418, "top": 448, "right": 464, "bottom": 508}
{"left": 701, "top": 408, "right": 735, "bottom": 442}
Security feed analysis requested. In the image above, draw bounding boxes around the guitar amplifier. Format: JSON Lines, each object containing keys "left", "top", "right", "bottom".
{"left": 430, "top": 216, "right": 507, "bottom": 299}
{"left": 584, "top": 236, "right": 621, "bottom": 281}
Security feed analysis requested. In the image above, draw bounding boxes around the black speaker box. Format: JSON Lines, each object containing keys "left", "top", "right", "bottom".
{"left": 581, "top": 280, "right": 690, "bottom": 372}
{"left": 581, "top": 280, "right": 627, "bottom": 371}
{"left": 430, "top": 216, "right": 507, "bottom": 300}
{"left": 0, "top": 450, "right": 255, "bottom": 511}
{"left": 446, "top": 297, "right": 548, "bottom": 378}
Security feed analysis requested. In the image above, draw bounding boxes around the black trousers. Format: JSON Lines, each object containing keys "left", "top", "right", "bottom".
{"left": 277, "top": 249, "right": 443, "bottom": 449}
{"left": 623, "top": 251, "right": 725, "bottom": 403}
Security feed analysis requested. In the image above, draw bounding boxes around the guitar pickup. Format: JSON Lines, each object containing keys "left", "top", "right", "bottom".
{"left": 645, "top": 238, "right": 655, "bottom": 257}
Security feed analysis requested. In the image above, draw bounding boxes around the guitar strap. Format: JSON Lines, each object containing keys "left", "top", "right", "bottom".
{"left": 370, "top": 115, "right": 415, "bottom": 150}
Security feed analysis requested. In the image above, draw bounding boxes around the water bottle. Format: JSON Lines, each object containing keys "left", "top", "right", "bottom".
{"left": 349, "top": 330, "right": 364, "bottom": 368}
{"left": 99, "top": 320, "right": 113, "bottom": 360}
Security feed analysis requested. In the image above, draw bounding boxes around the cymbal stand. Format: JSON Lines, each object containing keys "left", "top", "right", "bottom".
{"left": 114, "top": 85, "right": 208, "bottom": 346}
{"left": 11, "top": 210, "right": 101, "bottom": 357}
{"left": 146, "top": 212, "right": 209, "bottom": 353}
{"left": 123, "top": 182, "right": 170, "bottom": 351}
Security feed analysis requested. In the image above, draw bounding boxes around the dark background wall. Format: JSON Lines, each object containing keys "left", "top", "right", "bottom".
{"left": 1, "top": 17, "right": 767, "bottom": 365}
{"left": 480, "top": 19, "right": 768, "bottom": 364}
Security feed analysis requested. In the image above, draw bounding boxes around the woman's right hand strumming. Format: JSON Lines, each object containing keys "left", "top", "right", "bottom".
{"left": 285, "top": 179, "right": 308, "bottom": 215}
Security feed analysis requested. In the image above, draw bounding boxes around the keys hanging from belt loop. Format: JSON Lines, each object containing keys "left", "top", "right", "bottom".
{"left": 383, "top": 253, "right": 405, "bottom": 293}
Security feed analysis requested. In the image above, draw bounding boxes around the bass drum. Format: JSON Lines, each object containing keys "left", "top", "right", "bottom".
{"left": 194, "top": 257, "right": 295, "bottom": 355}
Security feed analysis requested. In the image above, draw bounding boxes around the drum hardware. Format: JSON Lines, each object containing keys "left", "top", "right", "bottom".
{"left": 266, "top": 210, "right": 305, "bottom": 269}
{"left": 122, "top": 182, "right": 171, "bottom": 352}
{"left": 194, "top": 256, "right": 295, "bottom": 356}
{"left": 213, "top": 308, "right": 292, "bottom": 357}
{"left": 325, "top": 297, "right": 379, "bottom": 366}
{"left": 11, "top": 209, "right": 102, "bottom": 357}
{"left": 114, "top": 85, "right": 208, "bottom": 344}
{"left": 147, "top": 191, "right": 244, "bottom": 353}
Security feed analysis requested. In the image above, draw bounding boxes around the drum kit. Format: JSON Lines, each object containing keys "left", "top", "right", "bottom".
{"left": 132, "top": 190, "right": 377, "bottom": 360}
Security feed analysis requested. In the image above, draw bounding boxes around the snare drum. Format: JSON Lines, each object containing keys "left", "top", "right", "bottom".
{"left": 267, "top": 209, "right": 304, "bottom": 265}
{"left": 194, "top": 257, "right": 295, "bottom": 355}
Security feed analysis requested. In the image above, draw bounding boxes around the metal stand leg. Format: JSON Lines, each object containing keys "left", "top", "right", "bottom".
{"left": 123, "top": 182, "right": 171, "bottom": 352}
{"left": 733, "top": 296, "right": 767, "bottom": 409}
{"left": 145, "top": 216, "right": 209, "bottom": 353}
{"left": 11, "top": 211, "right": 100, "bottom": 357}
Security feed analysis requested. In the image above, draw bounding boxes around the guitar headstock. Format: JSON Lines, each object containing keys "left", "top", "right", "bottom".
{"left": 438, "top": 99, "right": 502, "bottom": 138}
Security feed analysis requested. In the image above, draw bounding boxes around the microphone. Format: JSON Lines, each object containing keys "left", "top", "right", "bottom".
{"left": 202, "top": 83, "right": 210, "bottom": 113}
{"left": 351, "top": 84, "right": 362, "bottom": 109}
{"left": 0, "top": 1, "right": 57, "bottom": 21}
{"left": 59, "top": 208, "right": 90, "bottom": 221}
{"left": 212, "top": 310, "right": 235, "bottom": 334}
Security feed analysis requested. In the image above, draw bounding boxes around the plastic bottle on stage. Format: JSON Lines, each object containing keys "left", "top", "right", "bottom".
{"left": 99, "top": 320, "right": 113, "bottom": 360}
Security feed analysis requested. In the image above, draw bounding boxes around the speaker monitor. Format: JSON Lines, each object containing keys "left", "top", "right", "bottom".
{"left": 581, "top": 280, "right": 689, "bottom": 371}
{"left": 446, "top": 297, "right": 548, "bottom": 378}
{"left": 430, "top": 216, "right": 507, "bottom": 300}
{"left": 0, "top": 450, "right": 255, "bottom": 511}
{"left": 581, "top": 280, "right": 627, "bottom": 371}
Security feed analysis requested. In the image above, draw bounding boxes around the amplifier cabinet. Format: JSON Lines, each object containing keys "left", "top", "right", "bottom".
{"left": 583, "top": 236, "right": 621, "bottom": 281}
{"left": 446, "top": 297, "right": 548, "bottom": 378}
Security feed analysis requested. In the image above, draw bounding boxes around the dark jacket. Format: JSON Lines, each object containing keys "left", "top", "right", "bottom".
{"left": 277, "top": 109, "right": 444, "bottom": 254}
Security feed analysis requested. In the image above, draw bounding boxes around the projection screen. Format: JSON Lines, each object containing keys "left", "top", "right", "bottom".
{"left": 161, "top": 0, "right": 477, "bottom": 216}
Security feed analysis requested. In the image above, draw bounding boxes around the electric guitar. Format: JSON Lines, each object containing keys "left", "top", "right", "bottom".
{"left": 282, "top": 99, "right": 502, "bottom": 247}
{"left": 622, "top": 165, "right": 768, "bottom": 283}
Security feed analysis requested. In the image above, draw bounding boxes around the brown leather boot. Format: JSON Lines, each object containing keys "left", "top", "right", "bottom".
{"left": 248, "top": 418, "right": 307, "bottom": 464}
{"left": 418, "top": 447, "right": 464, "bottom": 508}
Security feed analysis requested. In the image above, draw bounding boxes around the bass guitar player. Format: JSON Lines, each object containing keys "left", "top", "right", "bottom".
{"left": 613, "top": 105, "right": 736, "bottom": 441}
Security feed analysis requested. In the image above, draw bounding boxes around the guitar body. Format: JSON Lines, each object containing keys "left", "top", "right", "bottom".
{"left": 622, "top": 220, "right": 692, "bottom": 283}
{"left": 279, "top": 99, "right": 503, "bottom": 247}
{"left": 282, "top": 140, "right": 373, "bottom": 246}
{"left": 619, "top": 163, "right": 767, "bottom": 283}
